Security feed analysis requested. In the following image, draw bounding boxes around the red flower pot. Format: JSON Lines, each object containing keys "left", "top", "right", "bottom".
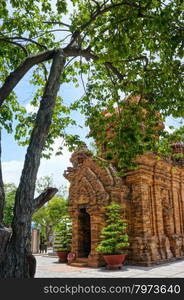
{"left": 103, "top": 254, "right": 127, "bottom": 270}
{"left": 57, "top": 251, "right": 69, "bottom": 263}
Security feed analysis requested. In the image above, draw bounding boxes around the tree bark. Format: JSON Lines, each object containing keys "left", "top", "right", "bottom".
{"left": 0, "top": 130, "right": 5, "bottom": 224}
{"left": 0, "top": 50, "right": 65, "bottom": 278}
{"left": 0, "top": 47, "right": 125, "bottom": 107}
{"left": 0, "top": 130, "right": 11, "bottom": 265}
{"left": 33, "top": 187, "right": 58, "bottom": 213}
{"left": 0, "top": 49, "right": 56, "bottom": 106}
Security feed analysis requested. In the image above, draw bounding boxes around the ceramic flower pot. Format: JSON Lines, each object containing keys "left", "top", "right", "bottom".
{"left": 56, "top": 251, "right": 69, "bottom": 263}
{"left": 103, "top": 254, "right": 127, "bottom": 270}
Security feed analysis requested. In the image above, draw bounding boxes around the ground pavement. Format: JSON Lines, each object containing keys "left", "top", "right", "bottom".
{"left": 35, "top": 255, "right": 184, "bottom": 278}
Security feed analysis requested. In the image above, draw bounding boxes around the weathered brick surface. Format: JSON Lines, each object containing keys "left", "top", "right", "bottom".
{"left": 64, "top": 149, "right": 184, "bottom": 267}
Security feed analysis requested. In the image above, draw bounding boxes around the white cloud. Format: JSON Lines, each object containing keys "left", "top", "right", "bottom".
{"left": 2, "top": 139, "right": 72, "bottom": 190}
{"left": 2, "top": 160, "right": 24, "bottom": 186}
{"left": 25, "top": 103, "right": 38, "bottom": 114}
{"left": 164, "top": 125, "right": 174, "bottom": 134}
{"left": 37, "top": 144, "right": 72, "bottom": 189}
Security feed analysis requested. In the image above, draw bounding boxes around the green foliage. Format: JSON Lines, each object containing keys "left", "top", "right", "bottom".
{"left": 96, "top": 202, "right": 129, "bottom": 255}
{"left": 32, "top": 205, "right": 48, "bottom": 228}
{"left": 47, "top": 196, "right": 68, "bottom": 223}
{"left": 56, "top": 0, "right": 68, "bottom": 14}
{"left": 0, "top": 0, "right": 184, "bottom": 173}
{"left": 53, "top": 216, "right": 72, "bottom": 252}
{"left": 32, "top": 195, "right": 68, "bottom": 243}
{"left": 32, "top": 196, "right": 68, "bottom": 227}
{"left": 0, "top": 0, "right": 83, "bottom": 156}
{"left": 3, "top": 183, "right": 17, "bottom": 227}
{"left": 0, "top": 94, "right": 26, "bottom": 134}
{"left": 31, "top": 175, "right": 68, "bottom": 243}
{"left": 85, "top": 98, "right": 166, "bottom": 172}
{"left": 32, "top": 175, "right": 68, "bottom": 241}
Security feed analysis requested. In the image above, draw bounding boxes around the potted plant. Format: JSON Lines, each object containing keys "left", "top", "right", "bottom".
{"left": 53, "top": 216, "right": 72, "bottom": 263}
{"left": 96, "top": 202, "right": 129, "bottom": 269}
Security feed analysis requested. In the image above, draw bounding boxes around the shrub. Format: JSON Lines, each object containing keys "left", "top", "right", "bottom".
{"left": 96, "top": 203, "right": 129, "bottom": 255}
{"left": 53, "top": 216, "right": 72, "bottom": 252}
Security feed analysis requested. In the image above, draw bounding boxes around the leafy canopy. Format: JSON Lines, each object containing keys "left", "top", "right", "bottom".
{"left": 0, "top": 0, "right": 183, "bottom": 170}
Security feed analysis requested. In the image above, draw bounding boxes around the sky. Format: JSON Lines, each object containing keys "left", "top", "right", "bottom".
{"left": 1, "top": 0, "right": 88, "bottom": 192}
{"left": 1, "top": 74, "right": 181, "bottom": 191}
{"left": 1, "top": 67, "right": 88, "bottom": 190}
{"left": 1, "top": 0, "right": 183, "bottom": 192}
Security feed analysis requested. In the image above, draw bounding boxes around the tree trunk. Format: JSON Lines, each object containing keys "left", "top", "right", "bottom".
{"left": 0, "top": 130, "right": 5, "bottom": 223}
{"left": 0, "top": 50, "right": 65, "bottom": 278}
{"left": 0, "top": 49, "right": 56, "bottom": 106}
{"left": 0, "top": 130, "right": 11, "bottom": 265}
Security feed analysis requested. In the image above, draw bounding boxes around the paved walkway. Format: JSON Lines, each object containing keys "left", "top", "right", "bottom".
{"left": 35, "top": 255, "right": 184, "bottom": 278}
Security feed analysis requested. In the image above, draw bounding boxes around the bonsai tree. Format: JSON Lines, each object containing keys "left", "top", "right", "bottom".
{"left": 96, "top": 202, "right": 129, "bottom": 255}
{"left": 53, "top": 216, "right": 72, "bottom": 253}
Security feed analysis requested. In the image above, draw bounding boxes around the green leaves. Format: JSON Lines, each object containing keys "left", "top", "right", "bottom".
{"left": 53, "top": 216, "right": 72, "bottom": 251}
{"left": 3, "top": 183, "right": 17, "bottom": 227}
{"left": 0, "top": 93, "right": 26, "bottom": 134}
{"left": 0, "top": 0, "right": 8, "bottom": 17}
{"left": 0, "top": 0, "right": 183, "bottom": 175}
{"left": 56, "top": 0, "right": 68, "bottom": 14}
{"left": 85, "top": 97, "right": 165, "bottom": 172}
{"left": 96, "top": 202, "right": 129, "bottom": 255}
{"left": 32, "top": 176, "right": 69, "bottom": 244}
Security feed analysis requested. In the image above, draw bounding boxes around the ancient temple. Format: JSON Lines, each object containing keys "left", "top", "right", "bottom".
{"left": 64, "top": 147, "right": 184, "bottom": 267}
{"left": 63, "top": 100, "right": 184, "bottom": 267}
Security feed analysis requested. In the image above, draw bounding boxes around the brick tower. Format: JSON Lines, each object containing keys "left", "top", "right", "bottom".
{"left": 64, "top": 99, "right": 184, "bottom": 267}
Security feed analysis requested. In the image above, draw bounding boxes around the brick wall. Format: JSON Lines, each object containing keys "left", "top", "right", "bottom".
{"left": 64, "top": 149, "right": 184, "bottom": 267}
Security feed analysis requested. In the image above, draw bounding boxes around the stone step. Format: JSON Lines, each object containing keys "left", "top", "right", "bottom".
{"left": 76, "top": 257, "right": 88, "bottom": 263}
{"left": 70, "top": 262, "right": 88, "bottom": 268}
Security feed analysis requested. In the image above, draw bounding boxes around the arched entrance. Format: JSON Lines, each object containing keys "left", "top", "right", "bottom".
{"left": 78, "top": 208, "right": 91, "bottom": 258}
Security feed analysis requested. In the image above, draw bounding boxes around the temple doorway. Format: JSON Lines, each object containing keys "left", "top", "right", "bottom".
{"left": 78, "top": 208, "right": 91, "bottom": 258}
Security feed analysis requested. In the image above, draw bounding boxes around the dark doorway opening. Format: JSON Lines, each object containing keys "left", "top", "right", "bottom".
{"left": 78, "top": 208, "right": 91, "bottom": 257}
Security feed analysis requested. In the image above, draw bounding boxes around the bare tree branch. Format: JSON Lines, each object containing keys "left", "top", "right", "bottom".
{"left": 0, "top": 36, "right": 47, "bottom": 50}
{"left": 43, "top": 21, "right": 71, "bottom": 28}
{"left": 67, "top": 1, "right": 140, "bottom": 48}
{"left": 32, "top": 187, "right": 58, "bottom": 213}
{"left": 79, "top": 57, "right": 87, "bottom": 94}
{"left": 34, "top": 29, "right": 71, "bottom": 40}
{"left": 0, "top": 47, "right": 125, "bottom": 107}
{"left": 91, "top": 0, "right": 101, "bottom": 9}
{"left": 39, "top": 63, "right": 48, "bottom": 82}
{"left": 64, "top": 57, "right": 76, "bottom": 68}
{"left": 59, "top": 33, "right": 72, "bottom": 44}
{"left": 0, "top": 1, "right": 151, "bottom": 107}
{"left": 0, "top": 38, "right": 28, "bottom": 56}
{"left": 0, "top": 49, "right": 56, "bottom": 106}
{"left": 111, "top": 55, "right": 149, "bottom": 68}
{"left": 63, "top": 47, "right": 125, "bottom": 81}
